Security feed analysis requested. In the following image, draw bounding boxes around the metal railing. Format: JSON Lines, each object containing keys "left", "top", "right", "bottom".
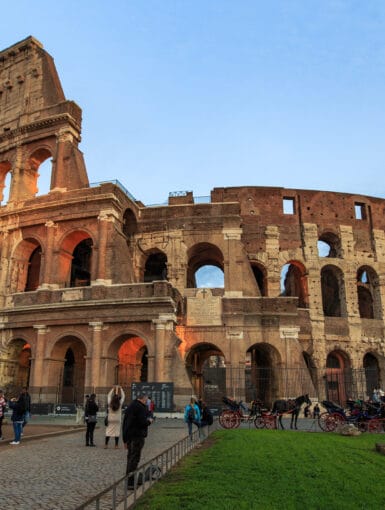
{"left": 75, "top": 421, "right": 220, "bottom": 510}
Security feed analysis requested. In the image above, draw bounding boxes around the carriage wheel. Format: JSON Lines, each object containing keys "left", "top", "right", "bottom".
{"left": 219, "top": 410, "right": 239, "bottom": 429}
{"left": 264, "top": 415, "right": 277, "bottom": 430}
{"left": 325, "top": 413, "right": 345, "bottom": 432}
{"left": 318, "top": 412, "right": 330, "bottom": 431}
{"left": 232, "top": 413, "right": 241, "bottom": 428}
{"left": 367, "top": 420, "right": 382, "bottom": 433}
{"left": 254, "top": 416, "right": 266, "bottom": 429}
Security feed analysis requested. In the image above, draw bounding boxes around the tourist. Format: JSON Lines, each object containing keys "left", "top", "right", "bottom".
{"left": 104, "top": 385, "right": 125, "bottom": 449}
{"left": 8, "top": 395, "right": 25, "bottom": 445}
{"left": 199, "top": 401, "right": 213, "bottom": 428}
{"left": 122, "top": 392, "right": 153, "bottom": 488}
{"left": 20, "top": 386, "right": 31, "bottom": 431}
{"left": 184, "top": 397, "right": 201, "bottom": 439}
{"left": 85, "top": 393, "right": 98, "bottom": 447}
{"left": 313, "top": 403, "right": 320, "bottom": 419}
{"left": 0, "top": 389, "right": 7, "bottom": 440}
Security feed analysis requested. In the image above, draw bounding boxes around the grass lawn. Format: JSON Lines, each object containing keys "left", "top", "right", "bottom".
{"left": 132, "top": 429, "right": 385, "bottom": 510}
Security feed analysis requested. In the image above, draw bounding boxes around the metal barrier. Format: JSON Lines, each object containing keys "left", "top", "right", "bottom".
{"left": 75, "top": 420, "right": 220, "bottom": 510}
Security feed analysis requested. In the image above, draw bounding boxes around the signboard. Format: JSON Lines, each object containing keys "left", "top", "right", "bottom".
{"left": 131, "top": 382, "right": 174, "bottom": 412}
{"left": 55, "top": 403, "right": 77, "bottom": 414}
{"left": 30, "top": 403, "right": 54, "bottom": 415}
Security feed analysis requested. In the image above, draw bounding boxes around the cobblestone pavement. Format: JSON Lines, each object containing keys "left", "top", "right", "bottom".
{"left": 0, "top": 418, "right": 188, "bottom": 510}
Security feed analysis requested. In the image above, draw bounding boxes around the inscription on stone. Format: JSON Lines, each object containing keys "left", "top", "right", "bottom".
{"left": 187, "top": 289, "right": 222, "bottom": 326}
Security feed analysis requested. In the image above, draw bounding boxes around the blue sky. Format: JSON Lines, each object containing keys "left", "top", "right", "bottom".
{"left": 2, "top": 1, "right": 385, "bottom": 205}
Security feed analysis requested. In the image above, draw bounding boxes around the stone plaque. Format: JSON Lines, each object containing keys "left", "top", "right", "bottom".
{"left": 187, "top": 289, "right": 222, "bottom": 326}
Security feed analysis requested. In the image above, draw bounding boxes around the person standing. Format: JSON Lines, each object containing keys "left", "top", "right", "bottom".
{"left": 85, "top": 393, "right": 98, "bottom": 447}
{"left": 122, "top": 392, "right": 153, "bottom": 488}
{"left": 104, "top": 385, "right": 125, "bottom": 449}
{"left": 184, "top": 397, "right": 201, "bottom": 439}
{"left": 0, "top": 389, "right": 7, "bottom": 440}
{"left": 8, "top": 395, "right": 25, "bottom": 445}
{"left": 20, "top": 387, "right": 31, "bottom": 431}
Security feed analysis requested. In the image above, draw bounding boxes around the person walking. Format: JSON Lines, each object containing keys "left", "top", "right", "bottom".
{"left": 104, "top": 385, "right": 125, "bottom": 449}
{"left": 8, "top": 395, "right": 25, "bottom": 445}
{"left": 0, "top": 389, "right": 7, "bottom": 440}
{"left": 184, "top": 397, "right": 201, "bottom": 439}
{"left": 122, "top": 392, "right": 153, "bottom": 488}
{"left": 85, "top": 393, "right": 98, "bottom": 447}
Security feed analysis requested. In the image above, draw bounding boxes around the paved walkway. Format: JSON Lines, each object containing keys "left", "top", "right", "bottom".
{"left": 0, "top": 417, "right": 188, "bottom": 510}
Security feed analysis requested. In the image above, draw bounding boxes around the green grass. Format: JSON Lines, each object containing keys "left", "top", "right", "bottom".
{"left": 132, "top": 430, "right": 385, "bottom": 510}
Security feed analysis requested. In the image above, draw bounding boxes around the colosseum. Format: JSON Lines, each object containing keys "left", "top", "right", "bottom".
{"left": 0, "top": 36, "right": 384, "bottom": 412}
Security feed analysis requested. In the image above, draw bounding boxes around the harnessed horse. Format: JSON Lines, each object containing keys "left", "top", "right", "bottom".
{"left": 272, "top": 394, "right": 311, "bottom": 430}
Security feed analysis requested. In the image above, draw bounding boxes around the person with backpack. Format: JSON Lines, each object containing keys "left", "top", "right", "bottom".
{"left": 200, "top": 401, "right": 214, "bottom": 427}
{"left": 8, "top": 394, "right": 25, "bottom": 445}
{"left": 184, "top": 397, "right": 201, "bottom": 439}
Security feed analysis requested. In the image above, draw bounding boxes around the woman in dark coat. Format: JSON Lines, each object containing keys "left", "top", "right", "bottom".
{"left": 85, "top": 394, "right": 99, "bottom": 447}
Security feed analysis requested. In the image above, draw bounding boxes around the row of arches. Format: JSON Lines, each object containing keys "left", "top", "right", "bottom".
{"left": 2, "top": 333, "right": 382, "bottom": 408}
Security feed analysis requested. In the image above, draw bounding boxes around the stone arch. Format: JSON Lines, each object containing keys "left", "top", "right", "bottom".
{"left": 357, "top": 266, "right": 382, "bottom": 320}
{"left": 0, "top": 338, "right": 31, "bottom": 395}
{"left": 107, "top": 333, "right": 150, "bottom": 392}
{"left": 280, "top": 260, "right": 308, "bottom": 308}
{"left": 318, "top": 230, "right": 341, "bottom": 258}
{"left": 10, "top": 238, "right": 43, "bottom": 293}
{"left": 57, "top": 230, "right": 94, "bottom": 287}
{"left": 246, "top": 343, "right": 281, "bottom": 406}
{"left": 48, "top": 335, "right": 87, "bottom": 404}
{"left": 325, "top": 349, "right": 352, "bottom": 404}
{"left": 250, "top": 261, "right": 267, "bottom": 296}
{"left": 186, "top": 242, "right": 224, "bottom": 288}
{"left": 23, "top": 147, "right": 53, "bottom": 198}
{"left": 0, "top": 160, "right": 12, "bottom": 204}
{"left": 122, "top": 208, "right": 138, "bottom": 244}
{"left": 185, "top": 342, "right": 226, "bottom": 405}
{"left": 143, "top": 249, "right": 168, "bottom": 282}
{"left": 363, "top": 352, "right": 380, "bottom": 396}
{"left": 321, "top": 264, "right": 346, "bottom": 317}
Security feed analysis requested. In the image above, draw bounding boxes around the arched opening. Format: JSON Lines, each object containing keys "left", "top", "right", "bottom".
{"left": 185, "top": 343, "right": 226, "bottom": 407}
{"left": 195, "top": 265, "right": 224, "bottom": 288}
{"left": 0, "top": 161, "right": 12, "bottom": 204}
{"left": 49, "top": 337, "right": 86, "bottom": 404}
{"left": 318, "top": 231, "right": 341, "bottom": 258}
{"left": 114, "top": 336, "right": 148, "bottom": 390}
{"left": 70, "top": 238, "right": 92, "bottom": 287}
{"left": 187, "top": 243, "right": 224, "bottom": 288}
{"left": 280, "top": 261, "right": 308, "bottom": 308}
{"left": 251, "top": 263, "right": 266, "bottom": 296}
{"left": 28, "top": 148, "right": 52, "bottom": 197}
{"left": 144, "top": 251, "right": 167, "bottom": 282}
{"left": 357, "top": 266, "right": 381, "bottom": 320}
{"left": 321, "top": 265, "right": 346, "bottom": 317}
{"left": 0, "top": 340, "right": 31, "bottom": 394}
{"left": 25, "top": 246, "right": 42, "bottom": 291}
{"left": 123, "top": 208, "right": 138, "bottom": 245}
{"left": 11, "top": 238, "right": 42, "bottom": 293}
{"left": 246, "top": 343, "right": 281, "bottom": 406}
{"left": 363, "top": 353, "right": 380, "bottom": 397}
{"left": 325, "top": 350, "right": 351, "bottom": 405}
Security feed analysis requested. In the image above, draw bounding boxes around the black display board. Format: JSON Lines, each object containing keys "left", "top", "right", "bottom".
{"left": 55, "top": 403, "right": 77, "bottom": 414}
{"left": 131, "top": 382, "right": 174, "bottom": 412}
{"left": 30, "top": 403, "right": 54, "bottom": 415}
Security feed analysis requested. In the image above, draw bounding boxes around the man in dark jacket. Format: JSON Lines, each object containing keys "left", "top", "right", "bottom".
{"left": 122, "top": 392, "right": 153, "bottom": 487}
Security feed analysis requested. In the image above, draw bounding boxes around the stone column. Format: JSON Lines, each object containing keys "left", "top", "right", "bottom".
{"left": 265, "top": 225, "right": 280, "bottom": 296}
{"left": 153, "top": 314, "right": 176, "bottom": 381}
{"left": 30, "top": 325, "right": 49, "bottom": 392}
{"left": 94, "top": 210, "right": 116, "bottom": 285}
{"left": 40, "top": 221, "right": 57, "bottom": 289}
{"left": 223, "top": 228, "right": 243, "bottom": 295}
{"left": 89, "top": 321, "right": 104, "bottom": 393}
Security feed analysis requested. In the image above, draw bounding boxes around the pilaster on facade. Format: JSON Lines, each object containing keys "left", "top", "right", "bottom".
{"left": 301, "top": 223, "right": 319, "bottom": 261}
{"left": 339, "top": 225, "right": 355, "bottom": 259}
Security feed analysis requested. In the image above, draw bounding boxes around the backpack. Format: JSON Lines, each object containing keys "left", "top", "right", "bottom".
{"left": 187, "top": 406, "right": 195, "bottom": 422}
{"left": 136, "top": 465, "right": 162, "bottom": 485}
{"left": 205, "top": 407, "right": 214, "bottom": 425}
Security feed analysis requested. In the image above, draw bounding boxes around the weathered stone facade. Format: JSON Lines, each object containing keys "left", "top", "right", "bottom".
{"left": 0, "top": 37, "right": 384, "bottom": 410}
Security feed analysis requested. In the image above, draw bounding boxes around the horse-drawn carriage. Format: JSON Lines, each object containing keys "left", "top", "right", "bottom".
{"left": 318, "top": 399, "right": 385, "bottom": 432}
{"left": 219, "top": 394, "right": 311, "bottom": 430}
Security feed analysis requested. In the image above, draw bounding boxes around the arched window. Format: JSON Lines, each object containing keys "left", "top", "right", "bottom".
{"left": 187, "top": 243, "right": 224, "bottom": 288}
{"left": 251, "top": 263, "right": 266, "bottom": 296}
{"left": 280, "top": 261, "right": 308, "bottom": 308}
{"left": 25, "top": 246, "right": 42, "bottom": 291}
{"left": 321, "top": 265, "right": 345, "bottom": 317}
{"left": 357, "top": 266, "right": 381, "bottom": 319}
{"left": 70, "top": 238, "right": 92, "bottom": 287}
{"left": 0, "top": 161, "right": 12, "bottom": 205}
{"left": 318, "top": 232, "right": 341, "bottom": 258}
{"left": 144, "top": 251, "right": 167, "bottom": 282}
{"left": 123, "top": 208, "right": 137, "bottom": 244}
{"left": 28, "top": 148, "right": 52, "bottom": 197}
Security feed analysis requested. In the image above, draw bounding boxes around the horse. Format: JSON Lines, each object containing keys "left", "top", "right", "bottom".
{"left": 272, "top": 394, "right": 312, "bottom": 430}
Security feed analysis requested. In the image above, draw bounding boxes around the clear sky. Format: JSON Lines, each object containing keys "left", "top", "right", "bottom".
{"left": 2, "top": 1, "right": 385, "bottom": 205}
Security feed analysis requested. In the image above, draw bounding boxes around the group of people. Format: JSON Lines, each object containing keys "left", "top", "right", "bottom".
{"left": 84, "top": 387, "right": 155, "bottom": 489}
{"left": 184, "top": 397, "right": 214, "bottom": 439}
{"left": 0, "top": 386, "right": 31, "bottom": 445}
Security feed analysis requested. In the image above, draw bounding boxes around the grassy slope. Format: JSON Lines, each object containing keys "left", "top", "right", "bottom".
{"left": 133, "top": 430, "right": 385, "bottom": 510}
